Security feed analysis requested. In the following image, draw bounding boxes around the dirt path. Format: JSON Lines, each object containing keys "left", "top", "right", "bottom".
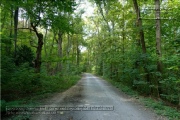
{"left": 31, "top": 73, "right": 167, "bottom": 120}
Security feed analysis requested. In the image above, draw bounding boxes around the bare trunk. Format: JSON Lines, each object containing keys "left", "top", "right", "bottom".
{"left": 76, "top": 39, "right": 80, "bottom": 67}
{"left": 133, "top": 0, "right": 151, "bottom": 94}
{"left": 66, "top": 32, "right": 71, "bottom": 72}
{"left": 155, "top": 0, "right": 163, "bottom": 73}
{"left": 72, "top": 35, "right": 76, "bottom": 64}
{"left": 67, "top": 33, "right": 70, "bottom": 57}
{"left": 31, "top": 23, "right": 43, "bottom": 73}
{"left": 155, "top": 0, "right": 162, "bottom": 98}
{"left": 43, "top": 28, "right": 49, "bottom": 73}
{"left": 57, "top": 31, "right": 63, "bottom": 72}
{"left": 132, "top": 0, "right": 146, "bottom": 54}
{"left": 122, "top": 9, "right": 125, "bottom": 81}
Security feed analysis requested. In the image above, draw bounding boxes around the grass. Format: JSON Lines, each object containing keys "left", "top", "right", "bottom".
{"left": 1, "top": 74, "right": 81, "bottom": 119}
{"left": 102, "top": 76, "right": 180, "bottom": 120}
{"left": 102, "top": 76, "right": 138, "bottom": 96}
{"left": 140, "top": 98, "right": 180, "bottom": 120}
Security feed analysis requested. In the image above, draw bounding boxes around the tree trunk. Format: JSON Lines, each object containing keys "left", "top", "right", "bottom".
{"left": 66, "top": 32, "right": 71, "bottom": 72}
{"left": 155, "top": 0, "right": 162, "bottom": 98}
{"left": 133, "top": 0, "right": 151, "bottom": 94}
{"left": 122, "top": 9, "right": 125, "bottom": 81}
{"left": 47, "top": 32, "right": 56, "bottom": 75}
{"left": 35, "top": 33, "right": 43, "bottom": 73}
{"left": 132, "top": 0, "right": 146, "bottom": 55}
{"left": 76, "top": 38, "right": 80, "bottom": 67}
{"left": 72, "top": 34, "right": 76, "bottom": 65}
{"left": 57, "top": 31, "right": 63, "bottom": 72}
{"left": 14, "top": 7, "right": 19, "bottom": 60}
{"left": 31, "top": 23, "right": 43, "bottom": 73}
{"left": 155, "top": 0, "right": 163, "bottom": 73}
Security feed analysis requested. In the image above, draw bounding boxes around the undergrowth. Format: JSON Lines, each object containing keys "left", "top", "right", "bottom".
{"left": 1, "top": 72, "right": 81, "bottom": 119}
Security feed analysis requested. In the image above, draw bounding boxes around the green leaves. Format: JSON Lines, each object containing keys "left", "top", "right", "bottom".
{"left": 86, "top": 0, "right": 180, "bottom": 107}
{"left": 15, "top": 45, "right": 34, "bottom": 66}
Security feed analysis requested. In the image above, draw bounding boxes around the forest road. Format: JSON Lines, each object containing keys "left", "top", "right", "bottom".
{"left": 32, "top": 73, "right": 167, "bottom": 120}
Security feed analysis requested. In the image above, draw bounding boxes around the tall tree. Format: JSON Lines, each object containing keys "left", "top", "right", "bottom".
{"left": 155, "top": 0, "right": 162, "bottom": 97}
{"left": 31, "top": 23, "right": 44, "bottom": 73}
{"left": 155, "top": 0, "right": 162, "bottom": 73}
{"left": 56, "top": 31, "right": 63, "bottom": 72}
{"left": 132, "top": 0, "right": 146, "bottom": 53}
{"left": 132, "top": 0, "right": 151, "bottom": 95}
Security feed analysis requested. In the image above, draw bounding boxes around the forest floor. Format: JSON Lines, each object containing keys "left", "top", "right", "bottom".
{"left": 27, "top": 73, "right": 167, "bottom": 120}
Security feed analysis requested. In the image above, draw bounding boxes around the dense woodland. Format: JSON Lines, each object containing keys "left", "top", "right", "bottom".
{"left": 1, "top": 0, "right": 84, "bottom": 107}
{"left": 1, "top": 0, "right": 180, "bottom": 113}
{"left": 86, "top": 0, "right": 180, "bottom": 107}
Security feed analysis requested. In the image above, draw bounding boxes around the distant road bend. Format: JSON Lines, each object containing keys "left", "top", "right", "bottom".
{"left": 32, "top": 73, "right": 166, "bottom": 120}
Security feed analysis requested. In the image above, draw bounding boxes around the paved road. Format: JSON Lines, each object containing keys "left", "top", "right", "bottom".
{"left": 32, "top": 73, "right": 166, "bottom": 120}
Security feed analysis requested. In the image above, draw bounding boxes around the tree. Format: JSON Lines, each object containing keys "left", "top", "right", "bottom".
{"left": 85, "top": 0, "right": 180, "bottom": 107}
{"left": 21, "top": 0, "right": 76, "bottom": 73}
{"left": 155, "top": 0, "right": 162, "bottom": 98}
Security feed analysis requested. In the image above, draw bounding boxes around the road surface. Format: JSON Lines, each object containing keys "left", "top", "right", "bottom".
{"left": 32, "top": 73, "right": 166, "bottom": 120}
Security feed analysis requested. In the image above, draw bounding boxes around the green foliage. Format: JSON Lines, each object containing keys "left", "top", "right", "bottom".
{"left": 1, "top": 0, "right": 84, "bottom": 119}
{"left": 1, "top": 55, "right": 16, "bottom": 84}
{"left": 1, "top": 0, "right": 180, "bottom": 118}
{"left": 1, "top": 66, "right": 80, "bottom": 116}
{"left": 1, "top": 62, "right": 81, "bottom": 100}
{"left": 103, "top": 76, "right": 138, "bottom": 96}
{"left": 39, "top": 73, "right": 80, "bottom": 94}
{"left": 141, "top": 98, "right": 180, "bottom": 120}
{"left": 15, "top": 45, "right": 34, "bottom": 66}
{"left": 1, "top": 63, "right": 39, "bottom": 100}
{"left": 87, "top": 0, "right": 180, "bottom": 108}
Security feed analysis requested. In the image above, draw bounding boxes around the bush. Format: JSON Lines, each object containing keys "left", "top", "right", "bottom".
{"left": 1, "top": 63, "right": 40, "bottom": 100}
{"left": 1, "top": 55, "right": 16, "bottom": 84}
{"left": 15, "top": 45, "right": 34, "bottom": 66}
